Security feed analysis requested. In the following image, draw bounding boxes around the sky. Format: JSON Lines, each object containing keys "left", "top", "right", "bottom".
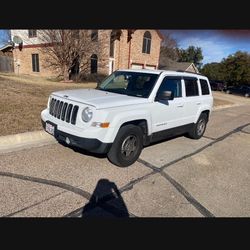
{"left": 0, "top": 29, "right": 10, "bottom": 47}
{"left": 161, "top": 30, "right": 250, "bottom": 65}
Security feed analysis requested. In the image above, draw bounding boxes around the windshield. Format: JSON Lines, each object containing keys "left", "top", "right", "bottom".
{"left": 97, "top": 71, "right": 159, "bottom": 98}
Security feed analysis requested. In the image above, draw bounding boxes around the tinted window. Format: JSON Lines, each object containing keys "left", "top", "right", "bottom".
{"left": 184, "top": 78, "right": 199, "bottom": 97}
{"left": 200, "top": 79, "right": 210, "bottom": 95}
{"left": 157, "top": 77, "right": 182, "bottom": 98}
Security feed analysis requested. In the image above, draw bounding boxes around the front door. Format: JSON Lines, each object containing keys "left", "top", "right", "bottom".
{"left": 151, "top": 76, "right": 186, "bottom": 134}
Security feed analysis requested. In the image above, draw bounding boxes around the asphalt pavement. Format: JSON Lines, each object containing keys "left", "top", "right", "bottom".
{"left": 0, "top": 101, "right": 250, "bottom": 217}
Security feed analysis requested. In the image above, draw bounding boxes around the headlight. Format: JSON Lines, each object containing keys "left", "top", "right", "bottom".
{"left": 81, "top": 107, "right": 93, "bottom": 122}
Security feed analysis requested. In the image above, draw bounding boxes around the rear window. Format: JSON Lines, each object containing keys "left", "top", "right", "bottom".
{"left": 200, "top": 79, "right": 210, "bottom": 95}
{"left": 184, "top": 78, "right": 199, "bottom": 97}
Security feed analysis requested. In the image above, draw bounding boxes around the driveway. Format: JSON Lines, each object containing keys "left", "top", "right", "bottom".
{"left": 0, "top": 104, "right": 250, "bottom": 217}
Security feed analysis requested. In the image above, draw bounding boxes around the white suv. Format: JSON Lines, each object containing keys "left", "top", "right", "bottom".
{"left": 41, "top": 69, "right": 213, "bottom": 167}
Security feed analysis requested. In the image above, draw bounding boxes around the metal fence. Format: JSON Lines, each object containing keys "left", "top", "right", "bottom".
{"left": 0, "top": 55, "right": 14, "bottom": 72}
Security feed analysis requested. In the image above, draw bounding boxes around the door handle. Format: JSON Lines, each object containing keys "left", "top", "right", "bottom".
{"left": 196, "top": 102, "right": 201, "bottom": 105}
{"left": 177, "top": 104, "right": 184, "bottom": 107}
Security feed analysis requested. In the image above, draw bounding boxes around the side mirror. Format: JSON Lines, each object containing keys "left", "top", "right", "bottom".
{"left": 156, "top": 90, "right": 174, "bottom": 101}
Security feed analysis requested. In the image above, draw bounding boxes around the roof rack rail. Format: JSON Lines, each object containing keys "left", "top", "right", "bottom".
{"left": 176, "top": 70, "right": 204, "bottom": 76}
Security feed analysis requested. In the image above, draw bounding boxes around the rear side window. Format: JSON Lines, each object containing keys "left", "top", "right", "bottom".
{"left": 184, "top": 78, "right": 199, "bottom": 97}
{"left": 200, "top": 79, "right": 210, "bottom": 95}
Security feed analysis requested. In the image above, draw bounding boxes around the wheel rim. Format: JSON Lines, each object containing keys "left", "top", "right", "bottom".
{"left": 197, "top": 119, "right": 206, "bottom": 136}
{"left": 121, "top": 135, "right": 137, "bottom": 157}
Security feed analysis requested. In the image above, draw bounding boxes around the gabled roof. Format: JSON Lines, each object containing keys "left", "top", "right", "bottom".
{"left": 159, "top": 61, "right": 199, "bottom": 73}
{"left": 156, "top": 30, "right": 164, "bottom": 40}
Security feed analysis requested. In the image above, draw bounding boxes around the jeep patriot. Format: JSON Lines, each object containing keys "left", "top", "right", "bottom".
{"left": 41, "top": 69, "right": 213, "bottom": 167}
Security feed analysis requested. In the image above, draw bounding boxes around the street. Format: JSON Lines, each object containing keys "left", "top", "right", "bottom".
{"left": 0, "top": 103, "right": 250, "bottom": 217}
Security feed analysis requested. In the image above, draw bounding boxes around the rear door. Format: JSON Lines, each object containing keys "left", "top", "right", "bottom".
{"left": 183, "top": 77, "right": 201, "bottom": 124}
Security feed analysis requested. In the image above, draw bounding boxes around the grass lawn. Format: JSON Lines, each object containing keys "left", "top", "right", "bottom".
{"left": 0, "top": 73, "right": 97, "bottom": 136}
{"left": 0, "top": 73, "right": 234, "bottom": 136}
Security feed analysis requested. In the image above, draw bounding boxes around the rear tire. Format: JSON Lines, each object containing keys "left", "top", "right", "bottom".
{"left": 107, "top": 125, "right": 143, "bottom": 167}
{"left": 188, "top": 113, "right": 208, "bottom": 139}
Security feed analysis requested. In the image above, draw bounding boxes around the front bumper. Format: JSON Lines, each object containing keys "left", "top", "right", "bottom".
{"left": 41, "top": 120, "right": 112, "bottom": 154}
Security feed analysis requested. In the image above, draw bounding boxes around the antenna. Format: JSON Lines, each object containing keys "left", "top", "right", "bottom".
{"left": 13, "top": 36, "right": 23, "bottom": 44}
{"left": 12, "top": 36, "right": 23, "bottom": 51}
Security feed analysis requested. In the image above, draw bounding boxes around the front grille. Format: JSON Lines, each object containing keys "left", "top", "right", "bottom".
{"left": 49, "top": 98, "right": 79, "bottom": 125}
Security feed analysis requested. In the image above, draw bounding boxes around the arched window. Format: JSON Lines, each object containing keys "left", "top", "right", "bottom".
{"left": 91, "top": 30, "right": 98, "bottom": 42}
{"left": 142, "top": 31, "right": 151, "bottom": 54}
{"left": 90, "top": 54, "right": 98, "bottom": 74}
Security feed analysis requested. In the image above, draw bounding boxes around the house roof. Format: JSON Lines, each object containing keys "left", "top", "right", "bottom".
{"left": 0, "top": 43, "right": 14, "bottom": 51}
{"left": 159, "top": 61, "right": 199, "bottom": 73}
{"left": 156, "top": 30, "right": 164, "bottom": 40}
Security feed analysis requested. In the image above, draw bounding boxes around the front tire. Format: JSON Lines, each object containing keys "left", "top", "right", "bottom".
{"left": 188, "top": 113, "right": 208, "bottom": 139}
{"left": 107, "top": 125, "right": 143, "bottom": 167}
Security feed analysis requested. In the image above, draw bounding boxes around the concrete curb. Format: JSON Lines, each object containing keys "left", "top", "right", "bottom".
{"left": 0, "top": 130, "right": 57, "bottom": 154}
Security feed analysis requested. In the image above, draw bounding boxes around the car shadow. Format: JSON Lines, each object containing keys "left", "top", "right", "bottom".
{"left": 57, "top": 140, "right": 107, "bottom": 159}
{"left": 144, "top": 133, "right": 185, "bottom": 148}
{"left": 81, "top": 178, "right": 129, "bottom": 217}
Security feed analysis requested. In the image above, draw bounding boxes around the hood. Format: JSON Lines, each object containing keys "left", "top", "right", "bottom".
{"left": 52, "top": 88, "right": 149, "bottom": 109}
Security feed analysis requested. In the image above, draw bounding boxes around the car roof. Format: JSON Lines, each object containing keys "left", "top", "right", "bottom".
{"left": 116, "top": 68, "right": 207, "bottom": 79}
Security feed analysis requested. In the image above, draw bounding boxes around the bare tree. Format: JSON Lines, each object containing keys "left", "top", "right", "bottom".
{"left": 159, "top": 33, "right": 179, "bottom": 68}
{"left": 37, "top": 30, "right": 108, "bottom": 81}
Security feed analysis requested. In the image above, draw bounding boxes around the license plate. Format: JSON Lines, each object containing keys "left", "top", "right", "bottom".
{"left": 45, "top": 122, "right": 55, "bottom": 136}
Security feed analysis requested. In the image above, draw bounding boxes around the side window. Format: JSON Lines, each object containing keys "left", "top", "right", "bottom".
{"left": 157, "top": 77, "right": 182, "bottom": 98}
{"left": 200, "top": 79, "right": 210, "bottom": 95}
{"left": 184, "top": 78, "right": 199, "bottom": 97}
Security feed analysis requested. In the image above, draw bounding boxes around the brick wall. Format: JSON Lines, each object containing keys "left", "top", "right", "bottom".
{"left": 10, "top": 29, "right": 162, "bottom": 77}
{"left": 110, "top": 29, "right": 162, "bottom": 70}
{"left": 13, "top": 47, "right": 58, "bottom": 77}
{"left": 129, "top": 29, "right": 162, "bottom": 68}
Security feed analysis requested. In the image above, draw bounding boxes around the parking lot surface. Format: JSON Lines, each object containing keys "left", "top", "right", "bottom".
{"left": 1, "top": 103, "right": 250, "bottom": 217}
